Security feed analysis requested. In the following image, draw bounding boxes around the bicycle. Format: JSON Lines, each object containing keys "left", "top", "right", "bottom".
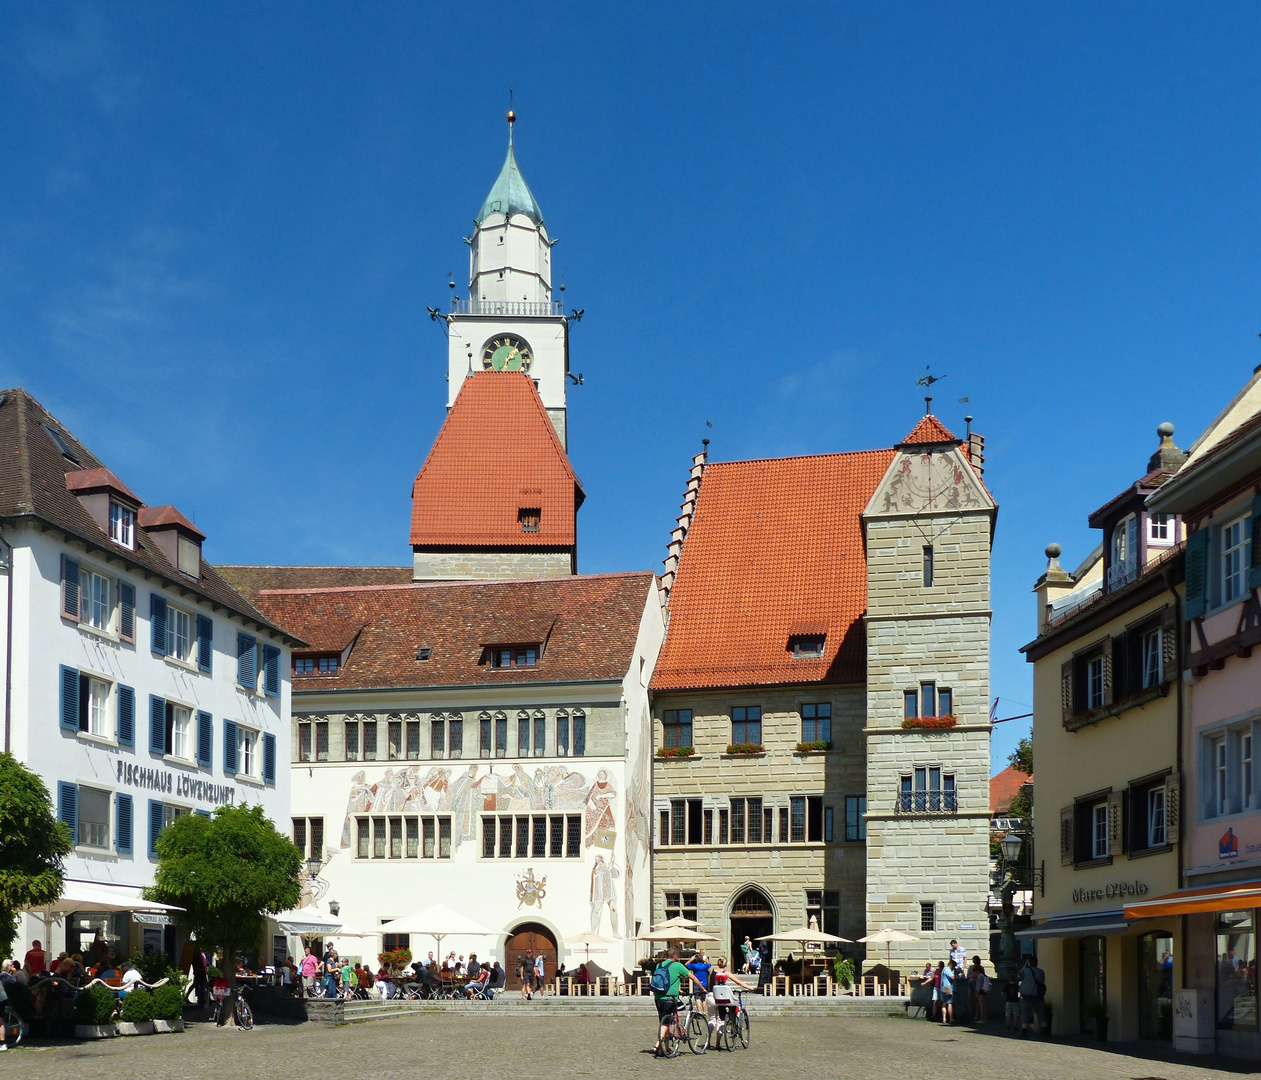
{"left": 1, "top": 1002, "right": 23, "bottom": 1048}
{"left": 684, "top": 993, "right": 709, "bottom": 1054}
{"left": 715, "top": 990, "right": 751, "bottom": 1050}
{"left": 657, "top": 999, "right": 688, "bottom": 1058}
{"left": 209, "top": 983, "right": 254, "bottom": 1030}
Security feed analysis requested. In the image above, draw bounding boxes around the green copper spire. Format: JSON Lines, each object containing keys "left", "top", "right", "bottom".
{"left": 476, "top": 110, "right": 545, "bottom": 227}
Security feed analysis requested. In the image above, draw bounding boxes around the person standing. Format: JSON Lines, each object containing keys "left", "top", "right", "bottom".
{"left": 740, "top": 936, "right": 755, "bottom": 973}
{"left": 23, "top": 940, "right": 46, "bottom": 977}
{"left": 519, "top": 949, "right": 534, "bottom": 1000}
{"left": 1018, "top": 956, "right": 1046, "bottom": 1037}
{"left": 651, "top": 948, "right": 708, "bottom": 1057}
{"left": 970, "top": 957, "right": 989, "bottom": 1024}
{"left": 939, "top": 960, "right": 956, "bottom": 1025}
{"left": 1002, "top": 973, "right": 1021, "bottom": 1031}
{"left": 533, "top": 951, "right": 547, "bottom": 998}
{"left": 299, "top": 946, "right": 319, "bottom": 998}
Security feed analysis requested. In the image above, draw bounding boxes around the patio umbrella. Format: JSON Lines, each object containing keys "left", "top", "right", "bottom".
{"left": 273, "top": 907, "right": 345, "bottom": 937}
{"left": 25, "top": 879, "right": 184, "bottom": 947}
{"left": 857, "top": 928, "right": 919, "bottom": 988}
{"left": 563, "top": 931, "right": 616, "bottom": 971}
{"left": 756, "top": 922, "right": 853, "bottom": 984}
{"left": 651, "top": 915, "right": 700, "bottom": 931}
{"left": 378, "top": 903, "right": 496, "bottom": 962}
{"left": 635, "top": 927, "right": 719, "bottom": 943}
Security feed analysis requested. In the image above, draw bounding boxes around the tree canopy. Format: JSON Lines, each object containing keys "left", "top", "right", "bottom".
{"left": 147, "top": 803, "right": 301, "bottom": 983}
{"left": 1008, "top": 736, "right": 1033, "bottom": 776}
{"left": 0, "top": 753, "right": 72, "bottom": 956}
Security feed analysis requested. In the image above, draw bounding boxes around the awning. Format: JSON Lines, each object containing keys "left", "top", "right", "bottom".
{"left": 274, "top": 907, "right": 344, "bottom": 936}
{"left": 1019, "top": 909, "right": 1130, "bottom": 939}
{"left": 1124, "top": 880, "right": 1261, "bottom": 920}
{"left": 25, "top": 879, "right": 184, "bottom": 918}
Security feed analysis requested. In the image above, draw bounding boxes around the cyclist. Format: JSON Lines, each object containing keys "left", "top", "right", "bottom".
{"left": 651, "top": 948, "right": 707, "bottom": 1057}
{"left": 707, "top": 956, "right": 754, "bottom": 1038}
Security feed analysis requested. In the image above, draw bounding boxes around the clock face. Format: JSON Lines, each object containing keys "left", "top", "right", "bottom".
{"left": 482, "top": 335, "right": 533, "bottom": 372}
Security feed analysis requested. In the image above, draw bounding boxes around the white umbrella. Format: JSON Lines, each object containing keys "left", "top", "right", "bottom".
{"left": 652, "top": 915, "right": 700, "bottom": 931}
{"left": 25, "top": 879, "right": 184, "bottom": 947}
{"left": 636, "top": 927, "right": 719, "bottom": 943}
{"left": 858, "top": 927, "right": 919, "bottom": 989}
{"left": 563, "top": 931, "right": 616, "bottom": 969}
{"left": 378, "top": 903, "right": 496, "bottom": 961}
{"left": 756, "top": 923, "right": 853, "bottom": 986}
{"left": 273, "top": 907, "right": 344, "bottom": 937}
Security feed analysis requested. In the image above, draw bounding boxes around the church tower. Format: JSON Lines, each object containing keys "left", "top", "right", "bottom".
{"left": 445, "top": 111, "right": 571, "bottom": 447}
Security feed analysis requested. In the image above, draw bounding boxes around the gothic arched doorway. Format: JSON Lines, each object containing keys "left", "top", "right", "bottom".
{"left": 504, "top": 922, "right": 557, "bottom": 989}
{"left": 729, "top": 887, "right": 774, "bottom": 973}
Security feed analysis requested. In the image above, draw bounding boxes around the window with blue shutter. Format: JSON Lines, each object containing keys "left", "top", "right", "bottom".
{"left": 197, "top": 615, "right": 213, "bottom": 673}
{"left": 196, "top": 711, "right": 213, "bottom": 767}
{"left": 117, "top": 685, "right": 135, "bottom": 747}
{"left": 1185, "top": 528, "right": 1209, "bottom": 621}
{"left": 263, "top": 644, "right": 280, "bottom": 697}
{"left": 195, "top": 809, "right": 211, "bottom": 819}
{"left": 237, "top": 634, "right": 256, "bottom": 689}
{"left": 115, "top": 793, "right": 133, "bottom": 854}
{"left": 150, "top": 594, "right": 168, "bottom": 654}
{"left": 149, "top": 695, "right": 167, "bottom": 756}
{"left": 58, "top": 782, "right": 77, "bottom": 837}
{"left": 148, "top": 799, "right": 164, "bottom": 858}
{"left": 263, "top": 732, "right": 276, "bottom": 784}
{"left": 224, "top": 719, "right": 238, "bottom": 774}
{"left": 61, "top": 555, "right": 80, "bottom": 620}
{"left": 1250, "top": 496, "right": 1261, "bottom": 592}
{"left": 59, "top": 665, "right": 80, "bottom": 732}
{"left": 118, "top": 580, "right": 136, "bottom": 642}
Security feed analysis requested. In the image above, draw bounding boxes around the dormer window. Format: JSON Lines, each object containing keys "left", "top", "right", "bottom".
{"left": 1149, "top": 513, "right": 1171, "bottom": 543}
{"left": 519, "top": 508, "right": 541, "bottom": 533}
{"left": 294, "top": 654, "right": 340, "bottom": 676}
{"left": 490, "top": 646, "right": 537, "bottom": 669}
{"left": 789, "top": 635, "right": 825, "bottom": 659}
{"left": 1108, "top": 514, "right": 1138, "bottom": 592}
{"left": 109, "top": 501, "right": 135, "bottom": 549}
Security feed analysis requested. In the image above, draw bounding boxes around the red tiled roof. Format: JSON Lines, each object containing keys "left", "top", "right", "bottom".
{"left": 218, "top": 565, "right": 414, "bottom": 602}
{"left": 138, "top": 504, "right": 205, "bottom": 540}
{"left": 410, "top": 372, "right": 584, "bottom": 548}
{"left": 899, "top": 414, "right": 958, "bottom": 446}
{"left": 651, "top": 449, "right": 897, "bottom": 691}
{"left": 251, "top": 572, "right": 656, "bottom": 689}
{"left": 990, "top": 765, "right": 1032, "bottom": 815}
{"left": 64, "top": 467, "right": 142, "bottom": 504}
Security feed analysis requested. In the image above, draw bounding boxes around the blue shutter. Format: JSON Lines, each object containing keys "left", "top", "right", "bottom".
{"left": 1185, "top": 528, "right": 1209, "bottom": 621}
{"left": 147, "top": 799, "right": 164, "bottom": 858}
{"left": 195, "top": 809, "right": 211, "bottom": 819}
{"left": 224, "top": 719, "right": 238, "bottom": 774}
{"left": 197, "top": 615, "right": 213, "bottom": 673}
{"left": 263, "top": 644, "right": 280, "bottom": 697}
{"left": 57, "top": 782, "right": 77, "bottom": 834}
{"left": 196, "top": 711, "right": 213, "bottom": 767}
{"left": 150, "top": 594, "right": 168, "bottom": 654}
{"left": 117, "top": 685, "right": 135, "bottom": 747}
{"left": 1251, "top": 495, "right": 1261, "bottom": 591}
{"left": 237, "top": 634, "right": 256, "bottom": 689}
{"left": 149, "top": 695, "right": 167, "bottom": 756}
{"left": 118, "top": 580, "right": 136, "bottom": 642}
{"left": 59, "top": 665, "right": 79, "bottom": 732}
{"left": 61, "top": 555, "right": 80, "bottom": 620}
{"left": 263, "top": 732, "right": 276, "bottom": 784}
{"left": 115, "top": 793, "right": 133, "bottom": 854}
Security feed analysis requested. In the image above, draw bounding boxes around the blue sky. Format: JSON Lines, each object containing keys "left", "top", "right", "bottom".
{"left": 4, "top": 3, "right": 1259, "bottom": 774}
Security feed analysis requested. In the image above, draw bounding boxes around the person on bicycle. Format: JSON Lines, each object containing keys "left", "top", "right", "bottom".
{"left": 707, "top": 956, "right": 754, "bottom": 1036}
{"left": 652, "top": 948, "right": 707, "bottom": 1057}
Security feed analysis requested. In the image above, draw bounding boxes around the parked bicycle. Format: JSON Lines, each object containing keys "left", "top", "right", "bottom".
{"left": 715, "top": 990, "right": 751, "bottom": 1050}
{"left": 1, "top": 1001, "right": 23, "bottom": 1048}
{"left": 209, "top": 981, "right": 254, "bottom": 1030}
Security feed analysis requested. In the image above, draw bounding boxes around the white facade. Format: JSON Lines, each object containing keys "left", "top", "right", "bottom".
{"left": 4, "top": 523, "right": 291, "bottom": 959}
{"left": 285, "top": 583, "right": 663, "bottom": 978}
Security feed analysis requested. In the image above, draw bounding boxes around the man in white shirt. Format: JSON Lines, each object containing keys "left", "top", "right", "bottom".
{"left": 120, "top": 963, "right": 143, "bottom": 990}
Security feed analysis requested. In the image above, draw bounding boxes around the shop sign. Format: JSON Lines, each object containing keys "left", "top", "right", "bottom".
{"left": 115, "top": 760, "right": 237, "bottom": 806}
{"left": 1072, "top": 880, "right": 1148, "bottom": 903}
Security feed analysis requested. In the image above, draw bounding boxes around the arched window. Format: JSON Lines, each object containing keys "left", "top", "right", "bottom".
{"left": 479, "top": 711, "right": 493, "bottom": 758}
{"left": 493, "top": 711, "right": 508, "bottom": 757}
{"left": 571, "top": 709, "right": 586, "bottom": 757}
{"left": 555, "top": 709, "right": 569, "bottom": 756}
{"left": 517, "top": 711, "right": 531, "bottom": 756}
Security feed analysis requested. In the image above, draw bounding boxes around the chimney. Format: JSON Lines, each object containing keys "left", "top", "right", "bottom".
{"left": 1147, "top": 422, "right": 1187, "bottom": 475}
{"left": 1034, "top": 543, "right": 1075, "bottom": 634}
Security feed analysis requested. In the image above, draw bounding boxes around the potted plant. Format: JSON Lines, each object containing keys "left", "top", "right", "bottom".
{"left": 796, "top": 740, "right": 832, "bottom": 753}
{"left": 725, "top": 743, "right": 764, "bottom": 756}
{"left": 656, "top": 746, "right": 696, "bottom": 758}
{"left": 118, "top": 987, "right": 155, "bottom": 1035}
{"left": 151, "top": 983, "right": 185, "bottom": 1033}
{"left": 832, "top": 957, "right": 855, "bottom": 989}
{"left": 1086, "top": 999, "right": 1107, "bottom": 1041}
{"left": 74, "top": 982, "right": 118, "bottom": 1039}
{"left": 377, "top": 947, "right": 413, "bottom": 974}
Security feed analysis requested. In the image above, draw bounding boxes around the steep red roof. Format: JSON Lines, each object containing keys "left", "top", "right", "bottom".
{"left": 64, "top": 467, "right": 142, "bottom": 504}
{"left": 138, "top": 504, "right": 205, "bottom": 539}
{"left": 990, "top": 765, "right": 1032, "bottom": 815}
{"left": 251, "top": 572, "right": 656, "bottom": 689}
{"left": 410, "top": 372, "right": 583, "bottom": 548}
{"left": 651, "top": 449, "right": 896, "bottom": 691}
{"left": 899, "top": 414, "right": 959, "bottom": 446}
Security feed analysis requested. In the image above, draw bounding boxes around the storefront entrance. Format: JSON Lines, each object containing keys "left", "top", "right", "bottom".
{"left": 1138, "top": 930, "right": 1174, "bottom": 1039}
{"left": 1079, "top": 936, "right": 1107, "bottom": 1036}
{"left": 730, "top": 887, "right": 773, "bottom": 973}
{"left": 504, "top": 922, "right": 557, "bottom": 989}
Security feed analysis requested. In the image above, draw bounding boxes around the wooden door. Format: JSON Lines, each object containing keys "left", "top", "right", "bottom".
{"left": 504, "top": 922, "right": 557, "bottom": 989}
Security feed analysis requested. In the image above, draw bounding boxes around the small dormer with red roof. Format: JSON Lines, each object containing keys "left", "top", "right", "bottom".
{"left": 138, "top": 505, "right": 206, "bottom": 579}
{"left": 411, "top": 371, "right": 584, "bottom": 580}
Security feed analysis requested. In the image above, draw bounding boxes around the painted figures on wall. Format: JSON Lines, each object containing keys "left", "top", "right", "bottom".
{"left": 590, "top": 854, "right": 620, "bottom": 934}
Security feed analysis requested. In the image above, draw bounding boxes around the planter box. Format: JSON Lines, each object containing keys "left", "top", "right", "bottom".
{"left": 75, "top": 1023, "right": 117, "bottom": 1039}
{"left": 152, "top": 1018, "right": 185, "bottom": 1034}
{"left": 118, "top": 1020, "right": 154, "bottom": 1036}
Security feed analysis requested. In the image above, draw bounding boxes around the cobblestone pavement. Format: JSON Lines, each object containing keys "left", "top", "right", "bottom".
{"left": 2, "top": 1014, "right": 1255, "bottom": 1079}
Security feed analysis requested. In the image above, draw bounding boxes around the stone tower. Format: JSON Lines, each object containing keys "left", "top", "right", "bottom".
{"left": 861, "top": 414, "right": 996, "bottom": 968}
{"left": 444, "top": 112, "right": 572, "bottom": 447}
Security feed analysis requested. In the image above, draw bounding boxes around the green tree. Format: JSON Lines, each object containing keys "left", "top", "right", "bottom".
{"left": 1008, "top": 736, "right": 1033, "bottom": 776}
{"left": 0, "top": 753, "right": 72, "bottom": 956}
{"left": 146, "top": 804, "right": 301, "bottom": 991}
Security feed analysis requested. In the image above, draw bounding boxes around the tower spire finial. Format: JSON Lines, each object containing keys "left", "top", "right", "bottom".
{"left": 507, "top": 88, "right": 515, "bottom": 144}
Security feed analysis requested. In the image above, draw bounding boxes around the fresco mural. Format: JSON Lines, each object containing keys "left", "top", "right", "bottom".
{"left": 623, "top": 702, "right": 652, "bottom": 933}
{"left": 880, "top": 449, "right": 983, "bottom": 514}
{"left": 339, "top": 763, "right": 618, "bottom": 855}
{"left": 590, "top": 854, "right": 620, "bottom": 933}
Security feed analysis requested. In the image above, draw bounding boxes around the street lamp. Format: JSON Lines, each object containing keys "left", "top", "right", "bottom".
{"left": 999, "top": 831, "right": 1023, "bottom": 863}
{"left": 306, "top": 855, "right": 322, "bottom": 880}
{"left": 328, "top": 900, "right": 340, "bottom": 917}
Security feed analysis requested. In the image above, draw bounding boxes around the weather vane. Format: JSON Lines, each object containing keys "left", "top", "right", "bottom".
{"left": 916, "top": 366, "right": 946, "bottom": 415}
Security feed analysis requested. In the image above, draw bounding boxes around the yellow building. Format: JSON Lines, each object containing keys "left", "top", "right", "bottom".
{"left": 1022, "top": 424, "right": 1186, "bottom": 1042}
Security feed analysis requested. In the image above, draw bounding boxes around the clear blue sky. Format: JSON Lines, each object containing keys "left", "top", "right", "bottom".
{"left": 4, "top": 3, "right": 1259, "bottom": 774}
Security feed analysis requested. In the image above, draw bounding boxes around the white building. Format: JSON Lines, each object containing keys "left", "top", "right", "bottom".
{"left": 0, "top": 389, "right": 296, "bottom": 963}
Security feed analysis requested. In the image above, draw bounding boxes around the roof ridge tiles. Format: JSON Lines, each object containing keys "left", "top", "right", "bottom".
{"left": 258, "top": 569, "right": 655, "bottom": 597}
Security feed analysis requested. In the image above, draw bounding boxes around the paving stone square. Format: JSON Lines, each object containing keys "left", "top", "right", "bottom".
{"left": 2, "top": 1012, "right": 1256, "bottom": 1079}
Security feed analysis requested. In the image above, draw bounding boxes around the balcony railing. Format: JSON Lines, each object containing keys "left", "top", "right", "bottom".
{"left": 449, "top": 298, "right": 565, "bottom": 318}
{"left": 1106, "top": 557, "right": 1138, "bottom": 593}
{"left": 895, "top": 791, "right": 958, "bottom": 814}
